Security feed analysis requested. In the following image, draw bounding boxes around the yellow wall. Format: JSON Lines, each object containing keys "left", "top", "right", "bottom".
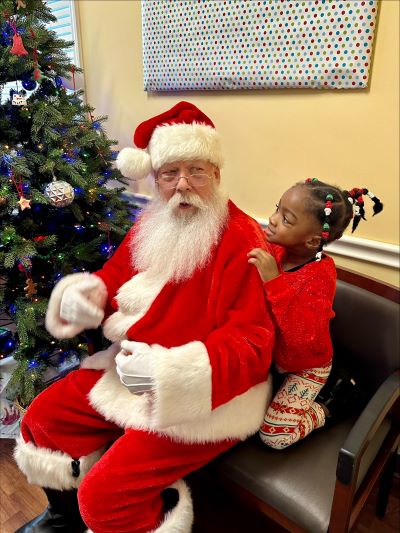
{"left": 77, "top": 0, "right": 399, "bottom": 285}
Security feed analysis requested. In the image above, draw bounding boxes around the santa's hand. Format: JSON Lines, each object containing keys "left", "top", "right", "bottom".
{"left": 115, "top": 340, "right": 153, "bottom": 395}
{"left": 60, "top": 276, "right": 106, "bottom": 328}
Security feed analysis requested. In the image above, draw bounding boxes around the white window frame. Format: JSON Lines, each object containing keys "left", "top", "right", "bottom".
{"left": 46, "top": 0, "right": 82, "bottom": 68}
{"left": 1, "top": 0, "right": 82, "bottom": 103}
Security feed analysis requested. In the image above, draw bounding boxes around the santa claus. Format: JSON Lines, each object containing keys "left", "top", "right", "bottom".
{"left": 14, "top": 101, "right": 274, "bottom": 533}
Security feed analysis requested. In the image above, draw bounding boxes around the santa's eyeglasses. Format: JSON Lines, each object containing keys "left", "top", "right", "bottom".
{"left": 156, "top": 172, "right": 211, "bottom": 189}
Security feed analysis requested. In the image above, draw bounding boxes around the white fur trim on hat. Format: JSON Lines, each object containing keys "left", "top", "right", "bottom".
{"left": 149, "top": 122, "right": 223, "bottom": 171}
{"left": 116, "top": 146, "right": 153, "bottom": 180}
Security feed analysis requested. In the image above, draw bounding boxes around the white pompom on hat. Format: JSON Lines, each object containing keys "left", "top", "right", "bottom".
{"left": 116, "top": 101, "right": 223, "bottom": 180}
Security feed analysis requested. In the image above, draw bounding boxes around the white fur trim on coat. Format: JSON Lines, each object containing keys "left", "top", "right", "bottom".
{"left": 102, "top": 271, "right": 167, "bottom": 342}
{"left": 151, "top": 479, "right": 193, "bottom": 533}
{"left": 88, "top": 365, "right": 273, "bottom": 444}
{"left": 149, "top": 123, "right": 223, "bottom": 171}
{"left": 45, "top": 273, "right": 107, "bottom": 340}
{"left": 13, "top": 436, "right": 105, "bottom": 490}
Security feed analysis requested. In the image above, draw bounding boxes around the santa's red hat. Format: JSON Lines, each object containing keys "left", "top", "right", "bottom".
{"left": 116, "top": 101, "right": 223, "bottom": 180}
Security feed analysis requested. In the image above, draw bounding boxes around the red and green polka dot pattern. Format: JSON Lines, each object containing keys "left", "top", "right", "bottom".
{"left": 142, "top": 0, "right": 377, "bottom": 91}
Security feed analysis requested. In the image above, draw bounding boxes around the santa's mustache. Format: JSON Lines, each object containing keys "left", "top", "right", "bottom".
{"left": 167, "top": 191, "right": 208, "bottom": 211}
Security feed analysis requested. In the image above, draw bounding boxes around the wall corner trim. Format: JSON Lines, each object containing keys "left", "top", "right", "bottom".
{"left": 324, "top": 235, "right": 399, "bottom": 269}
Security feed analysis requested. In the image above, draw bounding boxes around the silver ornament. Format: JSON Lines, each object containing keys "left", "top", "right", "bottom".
{"left": 44, "top": 180, "right": 74, "bottom": 207}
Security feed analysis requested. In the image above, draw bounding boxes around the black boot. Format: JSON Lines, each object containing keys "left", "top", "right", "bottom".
{"left": 14, "top": 488, "right": 87, "bottom": 533}
{"left": 316, "top": 366, "right": 367, "bottom": 423}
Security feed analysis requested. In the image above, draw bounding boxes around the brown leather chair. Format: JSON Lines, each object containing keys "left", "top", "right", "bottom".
{"left": 194, "top": 268, "right": 399, "bottom": 533}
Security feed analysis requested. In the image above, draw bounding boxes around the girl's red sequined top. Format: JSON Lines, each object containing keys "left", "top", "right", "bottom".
{"left": 264, "top": 243, "right": 336, "bottom": 372}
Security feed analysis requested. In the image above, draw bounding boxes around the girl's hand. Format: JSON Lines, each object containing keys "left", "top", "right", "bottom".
{"left": 248, "top": 248, "right": 280, "bottom": 283}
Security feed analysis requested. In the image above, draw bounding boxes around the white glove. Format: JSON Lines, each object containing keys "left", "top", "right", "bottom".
{"left": 60, "top": 276, "right": 106, "bottom": 329}
{"left": 115, "top": 340, "right": 153, "bottom": 395}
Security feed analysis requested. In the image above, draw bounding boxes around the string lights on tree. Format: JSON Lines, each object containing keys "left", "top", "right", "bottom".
{"left": 0, "top": 0, "right": 136, "bottom": 406}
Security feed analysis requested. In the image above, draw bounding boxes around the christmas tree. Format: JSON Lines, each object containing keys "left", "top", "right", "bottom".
{"left": 0, "top": 0, "right": 135, "bottom": 405}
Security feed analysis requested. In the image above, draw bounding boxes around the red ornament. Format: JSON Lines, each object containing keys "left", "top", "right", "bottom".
{"left": 322, "top": 231, "right": 330, "bottom": 239}
{"left": 325, "top": 200, "right": 332, "bottom": 208}
{"left": 10, "top": 33, "right": 28, "bottom": 56}
{"left": 33, "top": 236, "right": 47, "bottom": 242}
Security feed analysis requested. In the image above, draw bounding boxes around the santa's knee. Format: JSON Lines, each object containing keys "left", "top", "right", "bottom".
{"left": 78, "top": 469, "right": 112, "bottom": 527}
{"left": 78, "top": 466, "right": 150, "bottom": 532}
{"left": 20, "top": 389, "right": 54, "bottom": 443}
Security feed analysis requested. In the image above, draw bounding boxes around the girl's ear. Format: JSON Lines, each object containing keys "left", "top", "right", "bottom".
{"left": 306, "top": 235, "right": 322, "bottom": 250}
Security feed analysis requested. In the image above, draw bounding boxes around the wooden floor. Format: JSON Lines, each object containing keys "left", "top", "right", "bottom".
{"left": 1, "top": 438, "right": 399, "bottom": 533}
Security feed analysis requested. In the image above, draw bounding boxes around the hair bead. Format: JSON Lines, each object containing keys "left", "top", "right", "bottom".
{"left": 301, "top": 179, "right": 382, "bottom": 261}
{"left": 347, "top": 186, "right": 383, "bottom": 232}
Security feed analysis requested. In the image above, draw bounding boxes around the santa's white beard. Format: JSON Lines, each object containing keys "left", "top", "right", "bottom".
{"left": 131, "top": 186, "right": 229, "bottom": 282}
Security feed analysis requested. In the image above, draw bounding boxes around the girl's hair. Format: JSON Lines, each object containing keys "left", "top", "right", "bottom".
{"left": 298, "top": 179, "right": 383, "bottom": 259}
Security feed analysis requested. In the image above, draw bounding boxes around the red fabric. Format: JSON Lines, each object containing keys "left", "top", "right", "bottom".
{"left": 95, "top": 201, "right": 274, "bottom": 411}
{"left": 21, "top": 370, "right": 234, "bottom": 533}
{"left": 133, "top": 101, "right": 215, "bottom": 149}
{"left": 264, "top": 242, "right": 336, "bottom": 372}
{"left": 21, "top": 370, "right": 121, "bottom": 457}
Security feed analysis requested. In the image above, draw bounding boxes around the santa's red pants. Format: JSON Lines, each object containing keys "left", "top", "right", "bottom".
{"left": 19, "top": 369, "right": 236, "bottom": 533}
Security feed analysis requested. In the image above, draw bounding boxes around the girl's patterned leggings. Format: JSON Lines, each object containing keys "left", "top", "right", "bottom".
{"left": 259, "top": 361, "right": 332, "bottom": 450}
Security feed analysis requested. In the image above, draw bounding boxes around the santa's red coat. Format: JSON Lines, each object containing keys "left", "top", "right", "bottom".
{"left": 74, "top": 200, "right": 275, "bottom": 443}
{"left": 14, "top": 201, "right": 274, "bottom": 532}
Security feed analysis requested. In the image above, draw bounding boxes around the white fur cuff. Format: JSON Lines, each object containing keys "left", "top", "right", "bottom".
{"left": 151, "top": 341, "right": 212, "bottom": 429}
{"left": 13, "top": 436, "right": 105, "bottom": 490}
{"left": 151, "top": 479, "right": 193, "bottom": 533}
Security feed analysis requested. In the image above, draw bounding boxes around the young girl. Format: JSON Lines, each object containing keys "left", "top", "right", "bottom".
{"left": 248, "top": 179, "right": 383, "bottom": 450}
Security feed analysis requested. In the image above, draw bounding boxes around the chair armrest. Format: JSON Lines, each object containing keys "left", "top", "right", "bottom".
{"left": 336, "top": 370, "right": 400, "bottom": 485}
